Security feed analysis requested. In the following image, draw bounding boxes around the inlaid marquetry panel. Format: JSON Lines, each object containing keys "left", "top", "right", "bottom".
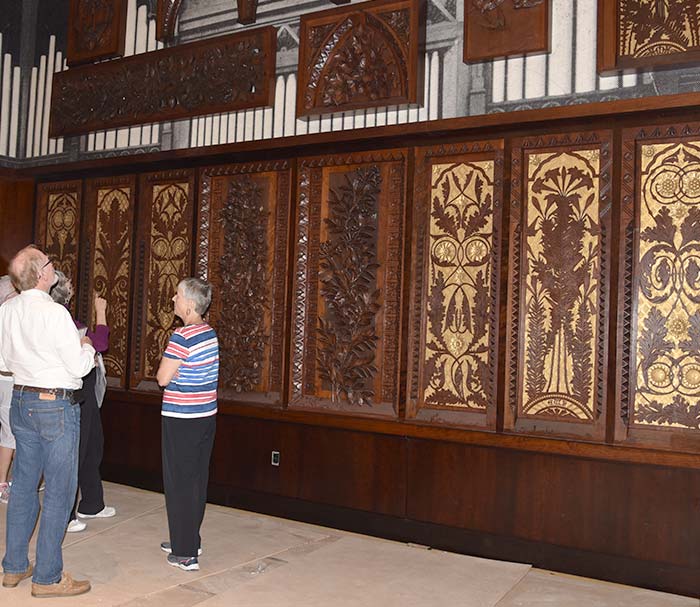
{"left": 67, "top": 0, "right": 128, "bottom": 66}
{"left": 618, "top": 126, "right": 700, "bottom": 451}
{"left": 290, "top": 151, "right": 407, "bottom": 418}
{"left": 599, "top": 0, "right": 700, "bottom": 71}
{"left": 197, "top": 162, "right": 292, "bottom": 405}
{"left": 407, "top": 142, "right": 504, "bottom": 428}
{"left": 296, "top": 0, "right": 425, "bottom": 117}
{"left": 130, "top": 170, "right": 195, "bottom": 391}
{"left": 505, "top": 133, "right": 612, "bottom": 440}
{"left": 82, "top": 176, "right": 136, "bottom": 390}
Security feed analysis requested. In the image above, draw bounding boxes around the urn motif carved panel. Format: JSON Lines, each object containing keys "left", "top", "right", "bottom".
{"left": 131, "top": 170, "right": 196, "bottom": 391}
{"left": 617, "top": 126, "right": 700, "bottom": 451}
{"left": 296, "top": 0, "right": 425, "bottom": 117}
{"left": 197, "top": 162, "right": 292, "bottom": 405}
{"left": 407, "top": 142, "right": 504, "bottom": 428}
{"left": 290, "top": 151, "right": 407, "bottom": 418}
{"left": 67, "top": 0, "right": 128, "bottom": 66}
{"left": 82, "top": 176, "right": 136, "bottom": 390}
{"left": 51, "top": 27, "right": 277, "bottom": 137}
{"left": 505, "top": 133, "right": 612, "bottom": 440}
{"left": 598, "top": 0, "right": 700, "bottom": 71}
{"left": 464, "top": 0, "right": 549, "bottom": 62}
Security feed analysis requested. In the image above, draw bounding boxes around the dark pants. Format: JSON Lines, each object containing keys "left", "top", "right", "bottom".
{"left": 162, "top": 415, "right": 215, "bottom": 558}
{"left": 71, "top": 368, "right": 105, "bottom": 518}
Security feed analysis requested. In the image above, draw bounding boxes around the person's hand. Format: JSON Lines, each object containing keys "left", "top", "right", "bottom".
{"left": 81, "top": 336, "right": 93, "bottom": 347}
{"left": 94, "top": 294, "right": 107, "bottom": 315}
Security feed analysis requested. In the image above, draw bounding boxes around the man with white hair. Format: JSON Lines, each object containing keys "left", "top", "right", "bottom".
{"left": 0, "top": 246, "right": 94, "bottom": 598}
{"left": 0, "top": 276, "right": 17, "bottom": 504}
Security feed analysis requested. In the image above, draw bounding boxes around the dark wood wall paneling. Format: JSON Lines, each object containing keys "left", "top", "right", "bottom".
{"left": 0, "top": 176, "right": 35, "bottom": 274}
{"left": 27, "top": 99, "right": 700, "bottom": 599}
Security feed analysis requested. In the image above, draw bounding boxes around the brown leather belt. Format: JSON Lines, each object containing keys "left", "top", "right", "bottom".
{"left": 14, "top": 385, "right": 74, "bottom": 398}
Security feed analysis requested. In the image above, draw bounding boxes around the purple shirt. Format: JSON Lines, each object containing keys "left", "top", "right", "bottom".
{"left": 74, "top": 320, "right": 110, "bottom": 353}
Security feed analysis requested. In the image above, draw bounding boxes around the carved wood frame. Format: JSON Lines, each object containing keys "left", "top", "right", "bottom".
{"left": 406, "top": 140, "right": 504, "bottom": 429}
{"left": 505, "top": 131, "right": 613, "bottom": 441}
{"left": 67, "top": 0, "right": 129, "bottom": 66}
{"left": 197, "top": 161, "right": 292, "bottom": 406}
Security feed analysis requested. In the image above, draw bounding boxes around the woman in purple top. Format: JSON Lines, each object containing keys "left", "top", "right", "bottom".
{"left": 50, "top": 271, "right": 116, "bottom": 533}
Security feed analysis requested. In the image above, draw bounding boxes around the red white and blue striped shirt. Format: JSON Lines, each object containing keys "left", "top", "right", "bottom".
{"left": 162, "top": 323, "right": 219, "bottom": 419}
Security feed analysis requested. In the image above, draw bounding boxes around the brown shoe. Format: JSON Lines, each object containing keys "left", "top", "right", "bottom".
{"left": 2, "top": 563, "right": 33, "bottom": 587}
{"left": 31, "top": 572, "right": 90, "bottom": 598}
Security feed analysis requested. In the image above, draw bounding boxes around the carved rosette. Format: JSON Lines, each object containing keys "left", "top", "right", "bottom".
{"left": 290, "top": 151, "right": 407, "bottom": 418}
{"left": 67, "top": 0, "right": 127, "bottom": 66}
{"left": 506, "top": 134, "right": 612, "bottom": 440}
{"left": 198, "top": 162, "right": 291, "bottom": 405}
{"left": 297, "top": 0, "right": 424, "bottom": 116}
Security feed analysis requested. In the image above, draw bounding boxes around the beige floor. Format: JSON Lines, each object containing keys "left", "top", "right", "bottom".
{"left": 0, "top": 482, "right": 695, "bottom": 606}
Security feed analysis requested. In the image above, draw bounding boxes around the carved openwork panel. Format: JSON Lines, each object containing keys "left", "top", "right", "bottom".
{"left": 599, "top": 0, "right": 700, "bottom": 70}
{"left": 51, "top": 27, "right": 277, "bottom": 137}
{"left": 617, "top": 126, "right": 700, "bottom": 452}
{"left": 505, "top": 133, "right": 612, "bottom": 440}
{"left": 464, "top": 0, "right": 549, "bottom": 62}
{"left": 197, "top": 162, "right": 291, "bottom": 406}
{"left": 130, "top": 170, "right": 195, "bottom": 391}
{"left": 291, "top": 151, "right": 407, "bottom": 418}
{"left": 82, "top": 176, "right": 136, "bottom": 390}
{"left": 296, "top": 0, "right": 425, "bottom": 117}
{"left": 407, "top": 142, "right": 504, "bottom": 429}
{"left": 67, "top": 0, "right": 128, "bottom": 66}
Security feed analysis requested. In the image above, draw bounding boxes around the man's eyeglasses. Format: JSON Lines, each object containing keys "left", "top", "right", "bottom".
{"left": 41, "top": 258, "right": 53, "bottom": 270}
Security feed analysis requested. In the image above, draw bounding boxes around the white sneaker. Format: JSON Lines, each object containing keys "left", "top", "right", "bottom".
{"left": 66, "top": 519, "right": 86, "bottom": 533}
{"left": 77, "top": 506, "right": 116, "bottom": 519}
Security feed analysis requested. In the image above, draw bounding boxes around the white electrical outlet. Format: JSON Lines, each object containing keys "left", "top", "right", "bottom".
{"left": 271, "top": 450, "right": 280, "bottom": 466}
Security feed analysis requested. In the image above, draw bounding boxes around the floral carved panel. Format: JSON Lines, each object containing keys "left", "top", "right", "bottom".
{"left": 291, "top": 151, "right": 407, "bottom": 418}
{"left": 197, "top": 162, "right": 291, "bottom": 406}
{"left": 407, "top": 142, "right": 504, "bottom": 429}
{"left": 51, "top": 27, "right": 277, "bottom": 137}
{"left": 67, "top": 0, "right": 128, "bottom": 66}
{"left": 296, "top": 0, "right": 425, "bottom": 117}
{"left": 464, "top": 0, "right": 549, "bottom": 62}
{"left": 599, "top": 0, "right": 700, "bottom": 71}
{"left": 617, "top": 126, "right": 700, "bottom": 452}
{"left": 505, "top": 133, "right": 612, "bottom": 440}
{"left": 131, "top": 170, "right": 195, "bottom": 391}
{"left": 82, "top": 176, "right": 136, "bottom": 390}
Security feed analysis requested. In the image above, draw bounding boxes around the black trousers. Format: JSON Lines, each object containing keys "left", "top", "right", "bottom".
{"left": 162, "top": 415, "right": 216, "bottom": 558}
{"left": 71, "top": 368, "right": 105, "bottom": 518}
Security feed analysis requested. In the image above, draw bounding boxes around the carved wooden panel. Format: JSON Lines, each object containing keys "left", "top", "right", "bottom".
{"left": 131, "top": 170, "right": 195, "bottom": 392}
{"left": 617, "top": 125, "right": 700, "bottom": 452}
{"left": 50, "top": 27, "right": 277, "bottom": 137}
{"left": 296, "top": 0, "right": 425, "bottom": 117}
{"left": 464, "top": 0, "right": 549, "bottom": 62}
{"left": 407, "top": 142, "right": 504, "bottom": 429}
{"left": 290, "top": 151, "right": 407, "bottom": 418}
{"left": 237, "top": 0, "right": 258, "bottom": 24}
{"left": 197, "top": 162, "right": 292, "bottom": 406}
{"left": 505, "top": 133, "right": 612, "bottom": 440}
{"left": 67, "top": 0, "right": 128, "bottom": 66}
{"left": 156, "top": 0, "right": 183, "bottom": 42}
{"left": 598, "top": 0, "right": 700, "bottom": 71}
{"left": 82, "top": 176, "right": 136, "bottom": 390}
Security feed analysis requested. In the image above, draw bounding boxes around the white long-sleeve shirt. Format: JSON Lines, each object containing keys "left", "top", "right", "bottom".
{"left": 0, "top": 289, "right": 95, "bottom": 389}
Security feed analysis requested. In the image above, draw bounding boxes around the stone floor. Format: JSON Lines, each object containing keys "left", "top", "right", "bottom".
{"left": 0, "top": 482, "right": 695, "bottom": 606}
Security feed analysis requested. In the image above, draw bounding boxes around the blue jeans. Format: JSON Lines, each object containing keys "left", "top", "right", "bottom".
{"left": 2, "top": 390, "right": 80, "bottom": 584}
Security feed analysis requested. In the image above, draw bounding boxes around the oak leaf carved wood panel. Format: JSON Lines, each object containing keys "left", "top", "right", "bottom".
{"left": 67, "top": 0, "right": 128, "bottom": 66}
{"left": 197, "top": 162, "right": 291, "bottom": 406}
{"left": 35, "top": 181, "right": 83, "bottom": 317}
{"left": 296, "top": 0, "right": 425, "bottom": 117}
{"left": 82, "top": 176, "right": 136, "bottom": 390}
{"left": 291, "top": 151, "right": 406, "bottom": 418}
{"left": 617, "top": 125, "right": 700, "bottom": 452}
{"left": 505, "top": 132, "right": 612, "bottom": 441}
{"left": 407, "top": 141, "right": 504, "bottom": 429}
{"left": 131, "top": 170, "right": 195, "bottom": 391}
{"left": 598, "top": 0, "right": 700, "bottom": 71}
{"left": 464, "top": 0, "right": 549, "bottom": 62}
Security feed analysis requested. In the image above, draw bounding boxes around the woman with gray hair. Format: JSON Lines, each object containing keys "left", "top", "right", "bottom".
{"left": 0, "top": 276, "right": 18, "bottom": 504}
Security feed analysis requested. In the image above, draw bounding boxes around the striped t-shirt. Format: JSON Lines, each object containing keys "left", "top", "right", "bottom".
{"left": 162, "top": 323, "right": 219, "bottom": 419}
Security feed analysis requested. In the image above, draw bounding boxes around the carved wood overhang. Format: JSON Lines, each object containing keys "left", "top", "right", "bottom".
{"left": 67, "top": 0, "right": 129, "bottom": 66}
{"left": 50, "top": 26, "right": 277, "bottom": 138}
{"left": 156, "top": 0, "right": 183, "bottom": 43}
{"left": 296, "top": 0, "right": 426, "bottom": 117}
{"left": 237, "top": 0, "right": 258, "bottom": 24}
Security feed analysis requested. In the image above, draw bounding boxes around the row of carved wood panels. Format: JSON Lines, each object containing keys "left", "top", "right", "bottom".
{"left": 35, "top": 126, "right": 700, "bottom": 452}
